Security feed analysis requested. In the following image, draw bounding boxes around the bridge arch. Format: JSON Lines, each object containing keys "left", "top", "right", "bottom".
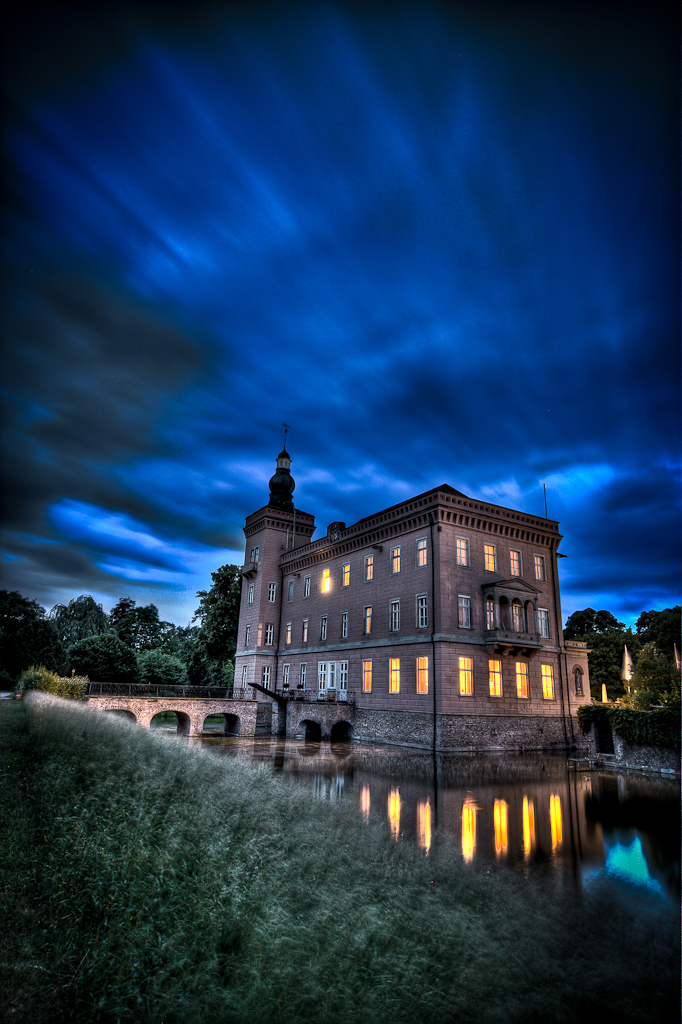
{"left": 104, "top": 708, "right": 136, "bottom": 723}
{"left": 330, "top": 720, "right": 353, "bottom": 743}
{"left": 300, "top": 719, "right": 321, "bottom": 742}
{"left": 203, "top": 712, "right": 241, "bottom": 736}
{"left": 150, "top": 710, "right": 191, "bottom": 735}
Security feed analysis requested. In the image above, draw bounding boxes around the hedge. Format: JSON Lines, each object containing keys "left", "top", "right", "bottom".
{"left": 577, "top": 703, "right": 680, "bottom": 752}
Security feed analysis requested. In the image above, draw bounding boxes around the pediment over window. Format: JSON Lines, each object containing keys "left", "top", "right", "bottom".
{"left": 481, "top": 577, "right": 541, "bottom": 596}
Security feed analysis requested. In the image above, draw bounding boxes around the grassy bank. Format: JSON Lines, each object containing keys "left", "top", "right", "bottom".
{"left": 1, "top": 699, "right": 678, "bottom": 1024}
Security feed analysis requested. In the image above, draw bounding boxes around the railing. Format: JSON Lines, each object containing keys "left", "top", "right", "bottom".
{"left": 87, "top": 682, "right": 249, "bottom": 699}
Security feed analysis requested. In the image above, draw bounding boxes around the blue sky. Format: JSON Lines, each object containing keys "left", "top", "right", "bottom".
{"left": 2, "top": 1, "right": 679, "bottom": 626}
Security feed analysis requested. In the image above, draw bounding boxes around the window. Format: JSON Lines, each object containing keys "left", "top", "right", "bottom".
{"left": 390, "top": 600, "right": 400, "bottom": 631}
{"left": 510, "top": 550, "right": 521, "bottom": 577}
{"left": 302, "top": 619, "right": 308, "bottom": 643}
{"left": 534, "top": 555, "right": 545, "bottom": 581}
{"left": 365, "top": 555, "right": 374, "bottom": 581}
{"left": 459, "top": 657, "right": 473, "bottom": 695}
{"left": 456, "top": 537, "right": 470, "bottom": 567}
{"left": 341, "top": 611, "right": 348, "bottom": 638}
{"left": 262, "top": 665, "right": 271, "bottom": 688}
{"left": 512, "top": 601, "right": 523, "bottom": 632}
{"left": 458, "top": 596, "right": 471, "bottom": 629}
{"left": 304, "top": 575, "right": 311, "bottom": 598}
{"left": 362, "top": 660, "right": 372, "bottom": 692}
{"left": 489, "top": 659, "right": 502, "bottom": 696}
{"left": 417, "top": 595, "right": 428, "bottom": 628}
{"left": 416, "top": 656, "right": 428, "bottom": 694}
{"left": 574, "top": 667, "right": 584, "bottom": 696}
{"left": 285, "top": 622, "right": 292, "bottom": 645}
{"left": 328, "top": 662, "right": 336, "bottom": 688}
{"left": 538, "top": 609, "right": 549, "bottom": 638}
{"left": 416, "top": 537, "right": 428, "bottom": 567}
{"left": 267, "top": 582, "right": 277, "bottom": 603}
{"left": 287, "top": 580, "right": 294, "bottom": 602}
{"left": 389, "top": 658, "right": 400, "bottom": 693}
{"left": 248, "top": 583, "right": 254, "bottom": 604}
{"left": 484, "top": 544, "right": 497, "bottom": 572}
{"left": 283, "top": 664, "right": 290, "bottom": 688}
{"left": 245, "top": 624, "right": 250, "bottom": 647}
{"left": 342, "top": 563, "right": 350, "bottom": 586}
{"left": 300, "top": 663, "right": 307, "bottom": 690}
{"left": 321, "top": 569, "right": 330, "bottom": 593}
{"left": 249, "top": 546, "right": 259, "bottom": 563}
{"left": 541, "top": 664, "right": 554, "bottom": 699}
{"left": 265, "top": 624, "right": 274, "bottom": 646}
{"left": 320, "top": 615, "right": 327, "bottom": 640}
{"left": 318, "top": 662, "right": 327, "bottom": 690}
{"left": 486, "top": 597, "right": 495, "bottom": 631}
{"left": 516, "top": 662, "right": 528, "bottom": 698}
{"left": 391, "top": 546, "right": 401, "bottom": 574}
{"left": 241, "top": 665, "right": 248, "bottom": 687}
{"left": 364, "top": 606, "right": 372, "bottom": 635}
{"left": 339, "top": 661, "right": 348, "bottom": 691}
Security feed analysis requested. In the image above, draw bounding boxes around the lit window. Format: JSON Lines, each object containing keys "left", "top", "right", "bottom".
{"left": 364, "top": 606, "right": 372, "bottom": 634}
{"left": 389, "top": 787, "right": 400, "bottom": 840}
{"left": 390, "top": 600, "right": 400, "bottom": 631}
{"left": 299, "top": 663, "right": 307, "bottom": 690}
{"left": 494, "top": 799, "right": 508, "bottom": 856}
{"left": 287, "top": 580, "right": 294, "bottom": 602}
{"left": 538, "top": 609, "right": 549, "bottom": 638}
{"left": 245, "top": 624, "right": 250, "bottom": 647}
{"left": 541, "top": 664, "right": 554, "bottom": 699}
{"left": 417, "top": 798, "right": 431, "bottom": 852}
{"left": 248, "top": 583, "right": 254, "bottom": 604}
{"left": 574, "top": 667, "right": 584, "bottom": 696}
{"left": 262, "top": 665, "right": 271, "bottom": 688}
{"left": 362, "top": 660, "right": 372, "bottom": 692}
{"left": 550, "top": 794, "right": 562, "bottom": 850}
{"left": 318, "top": 662, "right": 327, "bottom": 690}
{"left": 512, "top": 601, "right": 523, "bottom": 632}
{"left": 304, "top": 575, "right": 311, "bottom": 598}
{"left": 320, "top": 616, "right": 327, "bottom": 640}
{"left": 484, "top": 544, "right": 496, "bottom": 572}
{"left": 282, "top": 664, "right": 289, "bottom": 688}
{"left": 516, "top": 662, "right": 528, "bottom": 698}
{"left": 241, "top": 665, "right": 248, "bottom": 687}
{"left": 341, "top": 611, "right": 348, "bottom": 638}
{"left": 456, "top": 537, "right": 470, "bottom": 566}
{"left": 391, "top": 547, "right": 401, "bottom": 574}
{"left": 459, "top": 656, "right": 473, "bottom": 695}
{"left": 267, "top": 582, "right": 277, "bottom": 602}
{"left": 265, "top": 624, "right": 274, "bottom": 646}
{"left": 534, "top": 555, "right": 545, "bottom": 581}
{"left": 486, "top": 597, "right": 495, "bottom": 630}
{"left": 416, "top": 656, "right": 428, "bottom": 694}
{"left": 510, "top": 550, "right": 521, "bottom": 577}
{"left": 342, "top": 563, "right": 350, "bottom": 586}
{"left": 389, "top": 658, "right": 400, "bottom": 693}
{"left": 339, "top": 662, "right": 348, "bottom": 691}
{"left": 489, "top": 659, "right": 502, "bottom": 696}
{"left": 458, "top": 596, "right": 471, "bottom": 628}
{"left": 523, "top": 796, "right": 535, "bottom": 857}
{"left": 322, "top": 569, "right": 330, "bottom": 593}
{"left": 285, "top": 622, "right": 292, "bottom": 645}
{"left": 302, "top": 619, "right": 308, "bottom": 643}
{"left": 416, "top": 537, "right": 427, "bottom": 567}
{"left": 365, "top": 556, "right": 374, "bottom": 581}
{"left": 462, "top": 801, "right": 476, "bottom": 861}
{"left": 417, "top": 595, "right": 428, "bottom": 628}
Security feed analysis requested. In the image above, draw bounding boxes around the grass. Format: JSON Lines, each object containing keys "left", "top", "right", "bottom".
{"left": 1, "top": 697, "right": 679, "bottom": 1024}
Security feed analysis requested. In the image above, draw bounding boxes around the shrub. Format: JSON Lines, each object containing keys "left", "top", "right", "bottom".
{"left": 17, "top": 665, "right": 89, "bottom": 698}
{"left": 67, "top": 633, "right": 139, "bottom": 684}
{"left": 137, "top": 649, "right": 189, "bottom": 686}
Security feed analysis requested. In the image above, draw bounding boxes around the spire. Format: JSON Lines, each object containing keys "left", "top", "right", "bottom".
{"left": 268, "top": 435, "right": 295, "bottom": 511}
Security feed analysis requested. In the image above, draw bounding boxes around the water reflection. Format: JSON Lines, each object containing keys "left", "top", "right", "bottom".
{"left": 201, "top": 736, "right": 680, "bottom": 900}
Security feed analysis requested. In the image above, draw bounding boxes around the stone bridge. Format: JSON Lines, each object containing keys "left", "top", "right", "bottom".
{"left": 87, "top": 693, "right": 258, "bottom": 738}
{"left": 277, "top": 697, "right": 356, "bottom": 742}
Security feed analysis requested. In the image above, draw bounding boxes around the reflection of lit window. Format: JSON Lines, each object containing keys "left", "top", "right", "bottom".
{"left": 459, "top": 657, "right": 473, "bottom": 695}
{"left": 534, "top": 555, "right": 545, "bottom": 581}
{"left": 462, "top": 801, "right": 476, "bottom": 861}
{"left": 484, "top": 544, "right": 496, "bottom": 572}
{"left": 360, "top": 784, "right": 370, "bottom": 821}
{"left": 417, "top": 798, "right": 431, "bottom": 853}
{"left": 416, "top": 656, "right": 428, "bottom": 694}
{"left": 322, "top": 569, "right": 330, "bottom": 593}
{"left": 512, "top": 601, "right": 523, "bottom": 631}
{"left": 522, "top": 796, "right": 535, "bottom": 857}
{"left": 510, "top": 550, "right": 521, "bottom": 576}
{"left": 486, "top": 597, "right": 495, "bottom": 630}
{"left": 391, "top": 547, "right": 401, "bottom": 573}
{"left": 416, "top": 537, "right": 427, "bottom": 567}
{"left": 342, "top": 563, "right": 350, "bottom": 586}
{"left": 550, "top": 795, "right": 562, "bottom": 850}
{"left": 389, "top": 658, "right": 400, "bottom": 693}
{"left": 494, "top": 799, "right": 508, "bottom": 856}
{"left": 362, "top": 660, "right": 372, "bottom": 692}
{"left": 489, "top": 659, "right": 502, "bottom": 697}
{"left": 516, "top": 662, "right": 528, "bottom": 698}
{"left": 302, "top": 619, "right": 308, "bottom": 643}
{"left": 285, "top": 622, "right": 292, "bottom": 645}
{"left": 388, "top": 787, "right": 401, "bottom": 840}
{"left": 365, "top": 556, "right": 373, "bottom": 581}
{"left": 541, "top": 664, "right": 554, "bottom": 699}
{"left": 364, "top": 607, "right": 372, "bottom": 635}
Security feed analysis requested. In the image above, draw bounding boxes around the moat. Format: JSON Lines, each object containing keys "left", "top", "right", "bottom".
{"left": 198, "top": 734, "right": 680, "bottom": 903}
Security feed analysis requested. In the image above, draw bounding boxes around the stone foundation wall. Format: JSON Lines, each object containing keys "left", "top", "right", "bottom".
{"left": 612, "top": 734, "right": 679, "bottom": 773}
{"left": 285, "top": 700, "right": 356, "bottom": 740}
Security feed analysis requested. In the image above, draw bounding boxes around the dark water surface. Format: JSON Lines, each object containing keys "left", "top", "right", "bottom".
{"left": 200, "top": 735, "right": 680, "bottom": 902}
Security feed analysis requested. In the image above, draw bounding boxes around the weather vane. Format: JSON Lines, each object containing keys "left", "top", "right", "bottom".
{"left": 282, "top": 422, "right": 289, "bottom": 448}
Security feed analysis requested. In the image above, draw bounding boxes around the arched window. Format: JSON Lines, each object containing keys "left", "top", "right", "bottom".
{"left": 574, "top": 667, "right": 584, "bottom": 696}
{"left": 512, "top": 600, "right": 523, "bottom": 632}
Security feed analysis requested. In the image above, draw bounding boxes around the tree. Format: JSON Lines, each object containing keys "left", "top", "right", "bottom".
{"left": 49, "top": 595, "right": 110, "bottom": 647}
{"left": 0, "top": 590, "right": 65, "bottom": 679}
{"left": 137, "top": 649, "right": 189, "bottom": 687}
{"left": 193, "top": 565, "right": 242, "bottom": 664}
{"left": 67, "top": 634, "right": 139, "bottom": 684}
{"left": 564, "top": 607, "right": 625, "bottom": 640}
{"left": 635, "top": 607, "right": 681, "bottom": 661}
{"left": 627, "top": 642, "right": 681, "bottom": 709}
{"left": 581, "top": 630, "right": 641, "bottom": 702}
{"left": 109, "top": 597, "right": 163, "bottom": 650}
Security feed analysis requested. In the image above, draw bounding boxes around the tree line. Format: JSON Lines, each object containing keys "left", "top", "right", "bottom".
{"left": 0, "top": 564, "right": 242, "bottom": 689}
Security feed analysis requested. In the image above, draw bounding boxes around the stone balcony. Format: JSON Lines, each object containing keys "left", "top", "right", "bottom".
{"left": 241, "top": 561, "right": 258, "bottom": 578}
{"left": 485, "top": 629, "right": 544, "bottom": 657}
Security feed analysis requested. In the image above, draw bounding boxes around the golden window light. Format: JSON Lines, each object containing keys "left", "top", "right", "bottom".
{"left": 489, "top": 659, "right": 502, "bottom": 697}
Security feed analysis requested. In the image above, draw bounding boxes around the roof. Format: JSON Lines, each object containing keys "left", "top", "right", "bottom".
{"left": 354, "top": 483, "right": 467, "bottom": 525}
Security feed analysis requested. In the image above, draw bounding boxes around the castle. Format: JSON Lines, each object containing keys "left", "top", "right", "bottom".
{"left": 234, "top": 446, "right": 591, "bottom": 750}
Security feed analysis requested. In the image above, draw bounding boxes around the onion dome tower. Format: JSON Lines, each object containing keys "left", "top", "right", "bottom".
{"left": 268, "top": 445, "right": 295, "bottom": 511}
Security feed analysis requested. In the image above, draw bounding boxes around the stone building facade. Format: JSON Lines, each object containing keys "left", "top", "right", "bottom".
{"left": 234, "top": 446, "right": 591, "bottom": 751}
